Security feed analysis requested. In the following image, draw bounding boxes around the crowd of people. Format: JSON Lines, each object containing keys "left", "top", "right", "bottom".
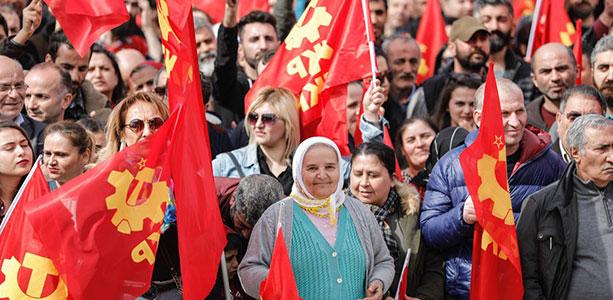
{"left": 0, "top": 0, "right": 611, "bottom": 299}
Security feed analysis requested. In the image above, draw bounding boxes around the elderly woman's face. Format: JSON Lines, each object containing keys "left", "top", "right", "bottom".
{"left": 121, "top": 101, "right": 164, "bottom": 147}
{"left": 301, "top": 144, "right": 340, "bottom": 199}
{"left": 350, "top": 154, "right": 393, "bottom": 207}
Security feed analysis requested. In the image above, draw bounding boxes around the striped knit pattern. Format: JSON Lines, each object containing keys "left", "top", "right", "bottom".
{"left": 290, "top": 203, "right": 366, "bottom": 299}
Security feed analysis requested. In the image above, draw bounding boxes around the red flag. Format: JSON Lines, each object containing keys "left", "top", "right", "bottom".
{"left": 459, "top": 63, "right": 523, "bottom": 300}
{"left": 573, "top": 19, "right": 583, "bottom": 85}
{"left": 513, "top": 0, "right": 535, "bottom": 22}
{"left": 383, "top": 126, "right": 404, "bottom": 182}
{"left": 415, "top": 0, "right": 447, "bottom": 84}
{"left": 158, "top": 0, "right": 227, "bottom": 297}
{"left": 528, "top": 0, "right": 576, "bottom": 57}
{"left": 22, "top": 119, "right": 176, "bottom": 298}
{"left": 192, "top": 0, "right": 270, "bottom": 24}
{"left": 244, "top": 0, "right": 374, "bottom": 155}
{"left": 44, "top": 0, "right": 129, "bottom": 57}
{"left": 259, "top": 226, "right": 300, "bottom": 300}
{"left": 394, "top": 248, "right": 411, "bottom": 300}
{"left": 0, "top": 160, "right": 59, "bottom": 299}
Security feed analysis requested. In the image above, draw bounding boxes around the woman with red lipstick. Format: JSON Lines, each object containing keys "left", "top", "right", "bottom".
{"left": 42, "top": 121, "right": 93, "bottom": 187}
{"left": 431, "top": 73, "right": 481, "bottom": 132}
{"left": 0, "top": 122, "right": 33, "bottom": 221}
{"left": 213, "top": 87, "right": 300, "bottom": 195}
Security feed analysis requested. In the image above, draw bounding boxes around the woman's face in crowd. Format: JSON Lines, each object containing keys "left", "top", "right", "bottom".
{"left": 249, "top": 103, "right": 286, "bottom": 148}
{"left": 0, "top": 128, "right": 32, "bottom": 178}
{"left": 401, "top": 120, "right": 435, "bottom": 170}
{"left": 121, "top": 101, "right": 164, "bottom": 147}
{"left": 301, "top": 144, "right": 340, "bottom": 199}
{"left": 448, "top": 86, "right": 476, "bottom": 131}
{"left": 43, "top": 132, "right": 90, "bottom": 184}
{"left": 86, "top": 53, "right": 118, "bottom": 96}
{"left": 350, "top": 154, "right": 393, "bottom": 207}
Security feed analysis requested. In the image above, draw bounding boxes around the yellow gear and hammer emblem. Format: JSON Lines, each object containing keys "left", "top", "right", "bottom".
{"left": 476, "top": 148, "right": 514, "bottom": 225}
{"left": 284, "top": 0, "right": 332, "bottom": 50}
{"left": 106, "top": 164, "right": 170, "bottom": 235}
{"left": 0, "top": 253, "right": 67, "bottom": 299}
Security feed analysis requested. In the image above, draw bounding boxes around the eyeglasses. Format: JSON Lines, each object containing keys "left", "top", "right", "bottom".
{"left": 565, "top": 111, "right": 584, "bottom": 121}
{"left": 0, "top": 82, "right": 25, "bottom": 94}
{"left": 154, "top": 86, "right": 166, "bottom": 97}
{"left": 247, "top": 112, "right": 278, "bottom": 126}
{"left": 123, "top": 117, "right": 165, "bottom": 134}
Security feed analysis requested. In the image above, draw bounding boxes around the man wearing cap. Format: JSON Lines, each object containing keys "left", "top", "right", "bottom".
{"left": 408, "top": 16, "right": 490, "bottom": 118}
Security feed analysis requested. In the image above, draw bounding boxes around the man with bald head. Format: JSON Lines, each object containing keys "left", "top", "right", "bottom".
{"left": 115, "top": 48, "right": 146, "bottom": 85}
{"left": 0, "top": 55, "right": 45, "bottom": 156}
{"left": 24, "top": 62, "right": 73, "bottom": 125}
{"left": 420, "top": 78, "right": 565, "bottom": 297}
{"left": 528, "top": 43, "right": 578, "bottom": 132}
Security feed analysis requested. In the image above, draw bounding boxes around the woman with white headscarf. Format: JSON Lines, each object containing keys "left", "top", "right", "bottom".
{"left": 238, "top": 137, "right": 394, "bottom": 300}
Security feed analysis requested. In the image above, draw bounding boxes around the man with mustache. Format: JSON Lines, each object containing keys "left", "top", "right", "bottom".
{"left": 408, "top": 16, "right": 490, "bottom": 117}
{"left": 24, "top": 63, "right": 73, "bottom": 125}
{"left": 194, "top": 18, "right": 217, "bottom": 77}
{"left": 518, "top": 114, "right": 613, "bottom": 300}
{"left": 592, "top": 35, "right": 613, "bottom": 117}
{"left": 45, "top": 31, "right": 111, "bottom": 126}
{"left": 528, "top": 43, "right": 578, "bottom": 135}
{"left": 476, "top": 0, "right": 533, "bottom": 101}
{"left": 421, "top": 78, "right": 565, "bottom": 298}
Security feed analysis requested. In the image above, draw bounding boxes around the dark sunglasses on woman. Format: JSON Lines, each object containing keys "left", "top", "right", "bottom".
{"left": 123, "top": 117, "right": 165, "bottom": 134}
{"left": 247, "top": 112, "right": 278, "bottom": 126}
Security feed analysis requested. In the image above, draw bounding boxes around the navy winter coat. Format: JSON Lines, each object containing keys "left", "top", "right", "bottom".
{"left": 419, "top": 127, "right": 565, "bottom": 298}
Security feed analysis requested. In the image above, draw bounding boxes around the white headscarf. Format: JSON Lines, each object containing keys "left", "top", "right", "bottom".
{"left": 291, "top": 137, "right": 345, "bottom": 224}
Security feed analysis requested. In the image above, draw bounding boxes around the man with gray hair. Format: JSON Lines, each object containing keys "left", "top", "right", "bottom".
{"left": 591, "top": 35, "right": 613, "bottom": 116}
{"left": 216, "top": 174, "right": 285, "bottom": 241}
{"left": 518, "top": 114, "right": 613, "bottom": 300}
{"left": 421, "top": 77, "right": 564, "bottom": 297}
{"left": 24, "top": 62, "right": 73, "bottom": 125}
{"left": 553, "top": 85, "right": 607, "bottom": 163}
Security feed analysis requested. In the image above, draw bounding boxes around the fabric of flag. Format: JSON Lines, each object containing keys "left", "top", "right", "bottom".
{"left": 192, "top": 0, "right": 270, "bottom": 24}
{"left": 22, "top": 118, "right": 175, "bottom": 299}
{"left": 0, "top": 160, "right": 58, "bottom": 299}
{"left": 573, "top": 19, "right": 583, "bottom": 85}
{"left": 459, "top": 63, "right": 523, "bottom": 300}
{"left": 383, "top": 126, "right": 404, "bottom": 182}
{"left": 529, "top": 0, "right": 576, "bottom": 57}
{"left": 512, "top": 0, "right": 535, "bottom": 22}
{"left": 394, "top": 248, "right": 411, "bottom": 300}
{"left": 157, "top": 0, "right": 227, "bottom": 298}
{"left": 415, "top": 0, "right": 447, "bottom": 84}
{"left": 244, "top": 0, "right": 374, "bottom": 155}
{"left": 43, "top": 0, "right": 129, "bottom": 57}
{"left": 259, "top": 226, "right": 300, "bottom": 300}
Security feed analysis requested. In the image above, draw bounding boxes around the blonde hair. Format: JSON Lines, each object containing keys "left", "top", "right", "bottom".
{"left": 98, "top": 92, "right": 169, "bottom": 163}
{"left": 245, "top": 87, "right": 300, "bottom": 163}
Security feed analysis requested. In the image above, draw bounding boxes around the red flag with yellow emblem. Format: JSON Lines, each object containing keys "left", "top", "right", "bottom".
{"left": 528, "top": 0, "right": 576, "bottom": 57}
{"left": 21, "top": 118, "right": 175, "bottom": 299}
{"left": 244, "top": 0, "right": 373, "bottom": 155}
{"left": 415, "top": 0, "right": 447, "bottom": 84}
{"left": 158, "top": 0, "right": 227, "bottom": 297}
{"left": 459, "top": 63, "right": 523, "bottom": 300}
{"left": 0, "top": 159, "right": 59, "bottom": 299}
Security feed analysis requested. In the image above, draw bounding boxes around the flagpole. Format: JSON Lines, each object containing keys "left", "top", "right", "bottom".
{"left": 360, "top": 0, "right": 378, "bottom": 83}
{"left": 0, "top": 156, "right": 42, "bottom": 235}
{"left": 220, "top": 251, "right": 232, "bottom": 299}
{"left": 525, "top": 0, "right": 544, "bottom": 60}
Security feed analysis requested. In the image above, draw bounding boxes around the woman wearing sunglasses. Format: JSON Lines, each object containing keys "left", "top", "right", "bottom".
{"left": 98, "top": 92, "right": 169, "bottom": 163}
{"left": 213, "top": 87, "right": 300, "bottom": 195}
{"left": 42, "top": 121, "right": 94, "bottom": 188}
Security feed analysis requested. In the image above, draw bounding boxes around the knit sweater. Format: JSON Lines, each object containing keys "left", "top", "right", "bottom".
{"left": 291, "top": 204, "right": 366, "bottom": 299}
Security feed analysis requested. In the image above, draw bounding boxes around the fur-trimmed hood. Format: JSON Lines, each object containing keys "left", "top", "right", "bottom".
{"left": 394, "top": 179, "right": 420, "bottom": 216}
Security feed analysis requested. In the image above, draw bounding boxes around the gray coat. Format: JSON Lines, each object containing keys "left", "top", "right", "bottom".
{"left": 238, "top": 196, "right": 395, "bottom": 298}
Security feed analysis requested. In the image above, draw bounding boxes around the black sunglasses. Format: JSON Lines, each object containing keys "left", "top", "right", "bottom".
{"left": 123, "top": 117, "right": 165, "bottom": 134}
{"left": 247, "top": 112, "right": 278, "bottom": 126}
